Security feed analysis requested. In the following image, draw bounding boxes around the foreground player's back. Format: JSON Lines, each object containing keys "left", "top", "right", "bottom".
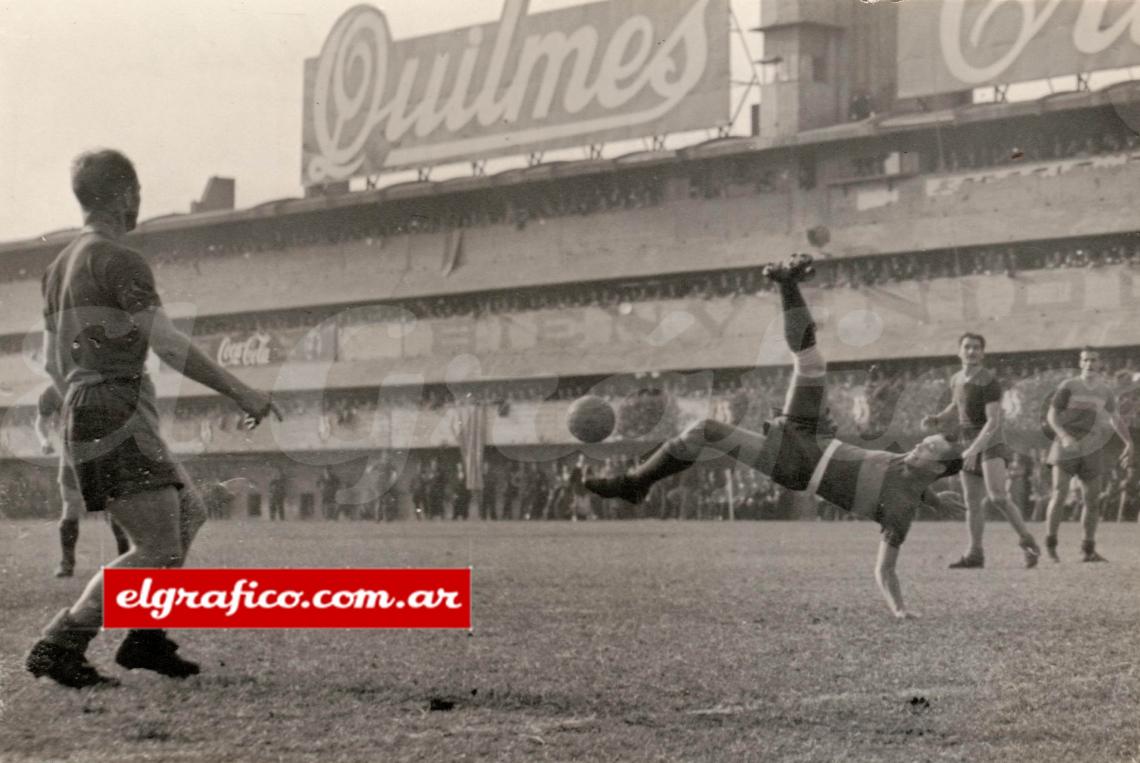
{"left": 42, "top": 228, "right": 157, "bottom": 387}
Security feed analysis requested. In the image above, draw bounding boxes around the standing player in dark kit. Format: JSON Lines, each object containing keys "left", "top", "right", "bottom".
{"left": 586, "top": 255, "right": 966, "bottom": 619}
{"left": 35, "top": 384, "right": 131, "bottom": 576}
{"left": 923, "top": 335, "right": 1041, "bottom": 569}
{"left": 26, "top": 149, "right": 282, "bottom": 689}
{"left": 1042, "top": 347, "right": 1133, "bottom": 562}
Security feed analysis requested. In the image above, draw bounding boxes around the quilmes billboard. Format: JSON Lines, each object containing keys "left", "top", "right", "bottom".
{"left": 898, "top": 0, "right": 1140, "bottom": 99}
{"left": 302, "top": 0, "right": 730, "bottom": 185}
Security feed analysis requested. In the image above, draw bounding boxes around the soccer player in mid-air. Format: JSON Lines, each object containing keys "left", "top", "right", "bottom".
{"left": 34, "top": 384, "right": 130, "bottom": 577}
{"left": 25, "top": 149, "right": 282, "bottom": 689}
{"left": 1042, "top": 347, "right": 1133, "bottom": 562}
{"left": 922, "top": 334, "right": 1041, "bottom": 569}
{"left": 585, "top": 254, "right": 965, "bottom": 619}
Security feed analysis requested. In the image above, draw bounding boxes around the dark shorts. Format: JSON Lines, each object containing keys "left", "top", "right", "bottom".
{"left": 960, "top": 427, "right": 1011, "bottom": 477}
{"left": 1047, "top": 442, "right": 1109, "bottom": 483}
{"left": 961, "top": 442, "right": 1012, "bottom": 477}
{"left": 757, "top": 372, "right": 832, "bottom": 491}
{"left": 63, "top": 376, "right": 182, "bottom": 512}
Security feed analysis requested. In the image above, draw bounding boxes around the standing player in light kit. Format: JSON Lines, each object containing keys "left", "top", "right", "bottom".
{"left": 586, "top": 254, "right": 966, "bottom": 619}
{"left": 1042, "top": 347, "right": 1133, "bottom": 562}
{"left": 922, "top": 334, "right": 1041, "bottom": 569}
{"left": 34, "top": 384, "right": 131, "bottom": 577}
{"left": 26, "top": 149, "right": 282, "bottom": 689}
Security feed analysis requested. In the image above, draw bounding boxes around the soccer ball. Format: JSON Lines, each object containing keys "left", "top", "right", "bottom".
{"left": 566, "top": 395, "right": 616, "bottom": 443}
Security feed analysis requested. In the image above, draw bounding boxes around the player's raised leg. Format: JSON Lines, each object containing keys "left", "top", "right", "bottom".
{"left": 586, "top": 255, "right": 818, "bottom": 502}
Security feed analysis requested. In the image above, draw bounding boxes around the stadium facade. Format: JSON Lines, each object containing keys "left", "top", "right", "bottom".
{"left": 2, "top": 0, "right": 1139, "bottom": 520}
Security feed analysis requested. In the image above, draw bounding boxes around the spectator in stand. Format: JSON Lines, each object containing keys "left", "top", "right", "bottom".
{"left": 426, "top": 458, "right": 447, "bottom": 520}
{"left": 317, "top": 466, "right": 340, "bottom": 521}
{"left": 452, "top": 463, "right": 470, "bottom": 520}
{"left": 268, "top": 468, "right": 288, "bottom": 521}
{"left": 358, "top": 459, "right": 383, "bottom": 521}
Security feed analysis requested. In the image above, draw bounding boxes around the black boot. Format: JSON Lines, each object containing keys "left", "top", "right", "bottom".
{"left": 115, "top": 630, "right": 200, "bottom": 678}
{"left": 55, "top": 519, "right": 79, "bottom": 577}
{"left": 585, "top": 444, "right": 692, "bottom": 505}
{"left": 1080, "top": 539, "right": 1107, "bottom": 563}
{"left": 26, "top": 608, "right": 118, "bottom": 689}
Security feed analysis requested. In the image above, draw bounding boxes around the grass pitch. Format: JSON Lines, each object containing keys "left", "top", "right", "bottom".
{"left": 1, "top": 518, "right": 1138, "bottom": 762}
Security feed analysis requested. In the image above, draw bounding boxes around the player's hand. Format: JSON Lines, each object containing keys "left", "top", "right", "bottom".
{"left": 1120, "top": 445, "right": 1134, "bottom": 469}
{"left": 960, "top": 445, "right": 979, "bottom": 463}
{"left": 235, "top": 388, "right": 283, "bottom": 428}
{"left": 1059, "top": 435, "right": 1078, "bottom": 450}
{"left": 39, "top": 440, "right": 55, "bottom": 456}
{"left": 920, "top": 415, "right": 940, "bottom": 431}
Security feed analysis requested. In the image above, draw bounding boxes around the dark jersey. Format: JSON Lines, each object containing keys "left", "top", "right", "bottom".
{"left": 951, "top": 367, "right": 1002, "bottom": 437}
{"left": 41, "top": 225, "right": 162, "bottom": 386}
{"left": 1050, "top": 377, "right": 1117, "bottom": 440}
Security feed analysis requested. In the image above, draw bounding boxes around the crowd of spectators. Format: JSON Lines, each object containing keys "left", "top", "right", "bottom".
{"left": 942, "top": 112, "right": 1140, "bottom": 174}
{"left": 170, "top": 233, "right": 1140, "bottom": 345}
{"left": 161, "top": 347, "right": 1140, "bottom": 442}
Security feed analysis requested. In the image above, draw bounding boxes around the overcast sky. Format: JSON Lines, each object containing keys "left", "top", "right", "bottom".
{"left": 0, "top": 0, "right": 761, "bottom": 243}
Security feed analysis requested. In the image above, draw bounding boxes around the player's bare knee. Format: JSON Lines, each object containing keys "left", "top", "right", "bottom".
{"left": 132, "top": 539, "right": 184, "bottom": 568}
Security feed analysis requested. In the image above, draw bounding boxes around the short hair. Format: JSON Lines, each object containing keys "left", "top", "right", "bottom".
{"left": 959, "top": 333, "right": 986, "bottom": 351}
{"left": 71, "top": 149, "right": 137, "bottom": 211}
{"left": 1080, "top": 346, "right": 1100, "bottom": 356}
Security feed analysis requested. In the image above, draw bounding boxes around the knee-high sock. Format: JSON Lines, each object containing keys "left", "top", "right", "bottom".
{"left": 779, "top": 281, "right": 816, "bottom": 352}
{"left": 59, "top": 519, "right": 79, "bottom": 567}
{"left": 42, "top": 607, "right": 99, "bottom": 653}
{"left": 110, "top": 520, "right": 130, "bottom": 556}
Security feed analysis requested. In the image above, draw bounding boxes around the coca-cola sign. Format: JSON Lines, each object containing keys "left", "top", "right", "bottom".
{"left": 198, "top": 324, "right": 337, "bottom": 370}
{"left": 215, "top": 333, "right": 278, "bottom": 368}
{"left": 301, "top": 0, "right": 729, "bottom": 184}
{"left": 898, "top": 0, "right": 1140, "bottom": 99}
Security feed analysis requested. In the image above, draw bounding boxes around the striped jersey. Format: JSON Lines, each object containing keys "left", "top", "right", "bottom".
{"left": 1050, "top": 377, "right": 1117, "bottom": 440}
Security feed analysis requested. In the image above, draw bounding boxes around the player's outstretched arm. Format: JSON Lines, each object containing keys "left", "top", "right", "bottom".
{"left": 875, "top": 541, "right": 916, "bottom": 620}
{"left": 142, "top": 306, "right": 283, "bottom": 425}
{"left": 41, "top": 328, "right": 66, "bottom": 391}
{"left": 33, "top": 411, "right": 54, "bottom": 454}
{"left": 37, "top": 330, "right": 63, "bottom": 454}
